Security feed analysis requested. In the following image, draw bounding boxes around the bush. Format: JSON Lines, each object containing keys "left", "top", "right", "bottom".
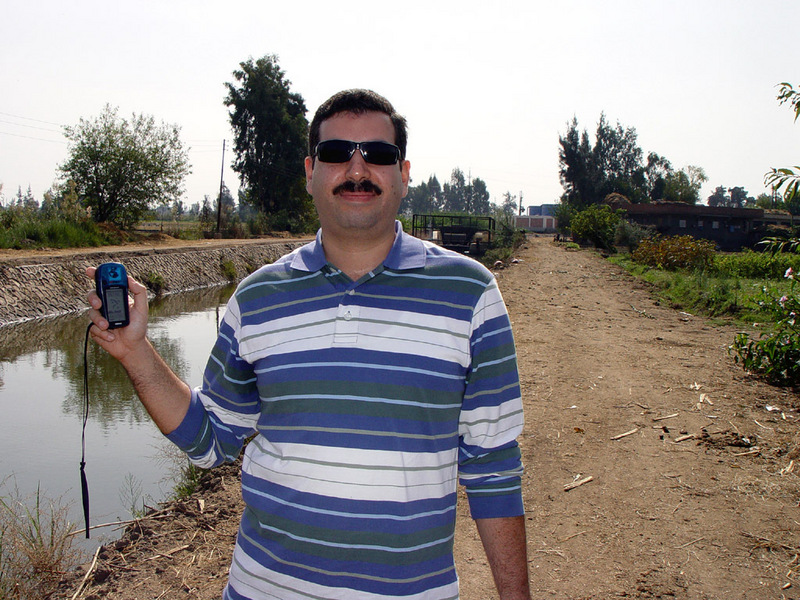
{"left": 730, "top": 271, "right": 800, "bottom": 386}
{"left": 729, "top": 239, "right": 800, "bottom": 386}
{"left": 614, "top": 220, "right": 652, "bottom": 252}
{"left": 632, "top": 235, "right": 716, "bottom": 271}
{"left": 570, "top": 205, "right": 623, "bottom": 251}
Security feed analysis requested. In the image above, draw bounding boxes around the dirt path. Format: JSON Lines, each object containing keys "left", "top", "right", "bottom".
{"left": 57, "top": 236, "right": 800, "bottom": 599}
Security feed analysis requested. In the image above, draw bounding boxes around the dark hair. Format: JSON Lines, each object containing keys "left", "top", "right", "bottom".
{"left": 308, "top": 89, "right": 408, "bottom": 160}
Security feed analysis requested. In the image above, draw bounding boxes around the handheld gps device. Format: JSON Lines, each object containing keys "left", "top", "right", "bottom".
{"left": 94, "top": 262, "right": 130, "bottom": 329}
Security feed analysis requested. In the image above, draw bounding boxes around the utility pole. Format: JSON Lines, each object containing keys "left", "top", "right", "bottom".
{"left": 216, "top": 139, "right": 226, "bottom": 235}
{"left": 519, "top": 191, "right": 524, "bottom": 215}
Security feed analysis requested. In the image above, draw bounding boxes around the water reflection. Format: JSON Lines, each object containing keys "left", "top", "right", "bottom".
{"left": 0, "top": 285, "right": 234, "bottom": 550}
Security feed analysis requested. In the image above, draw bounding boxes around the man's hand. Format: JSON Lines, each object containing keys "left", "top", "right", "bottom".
{"left": 86, "top": 267, "right": 150, "bottom": 366}
{"left": 86, "top": 266, "right": 192, "bottom": 434}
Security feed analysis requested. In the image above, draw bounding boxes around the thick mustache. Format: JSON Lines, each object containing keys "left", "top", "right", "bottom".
{"left": 333, "top": 180, "right": 383, "bottom": 196}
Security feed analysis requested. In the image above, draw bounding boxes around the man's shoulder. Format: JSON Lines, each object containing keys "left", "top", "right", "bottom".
{"left": 235, "top": 242, "right": 319, "bottom": 293}
{"left": 416, "top": 239, "right": 496, "bottom": 283}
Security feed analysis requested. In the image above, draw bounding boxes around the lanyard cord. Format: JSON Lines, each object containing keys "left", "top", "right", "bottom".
{"left": 81, "top": 323, "right": 92, "bottom": 539}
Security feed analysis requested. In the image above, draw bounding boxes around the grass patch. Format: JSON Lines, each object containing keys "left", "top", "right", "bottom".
{"left": 0, "top": 481, "right": 84, "bottom": 598}
{"left": 608, "top": 254, "right": 789, "bottom": 325}
{"left": 0, "top": 215, "right": 116, "bottom": 250}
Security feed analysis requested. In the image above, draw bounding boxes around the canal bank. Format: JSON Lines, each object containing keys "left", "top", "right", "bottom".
{"left": 0, "top": 237, "right": 309, "bottom": 325}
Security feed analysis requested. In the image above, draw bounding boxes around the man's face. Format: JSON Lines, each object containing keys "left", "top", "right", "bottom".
{"left": 305, "top": 111, "right": 410, "bottom": 241}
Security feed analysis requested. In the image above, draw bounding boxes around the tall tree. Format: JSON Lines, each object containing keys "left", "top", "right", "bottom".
{"left": 728, "top": 186, "right": 753, "bottom": 208}
{"left": 593, "top": 114, "right": 646, "bottom": 202}
{"left": 60, "top": 104, "right": 190, "bottom": 227}
{"left": 558, "top": 117, "right": 596, "bottom": 208}
{"left": 443, "top": 168, "right": 469, "bottom": 213}
{"left": 471, "top": 177, "right": 491, "bottom": 215}
{"left": 707, "top": 185, "right": 729, "bottom": 207}
{"left": 224, "top": 55, "right": 309, "bottom": 220}
{"left": 662, "top": 166, "right": 707, "bottom": 204}
{"left": 644, "top": 152, "right": 672, "bottom": 201}
{"left": 402, "top": 175, "right": 444, "bottom": 215}
{"left": 558, "top": 114, "right": 648, "bottom": 208}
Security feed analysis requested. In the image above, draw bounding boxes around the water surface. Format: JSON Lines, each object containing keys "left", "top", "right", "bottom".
{"left": 0, "top": 286, "right": 233, "bottom": 551}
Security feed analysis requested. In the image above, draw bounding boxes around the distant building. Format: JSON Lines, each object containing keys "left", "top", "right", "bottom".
{"left": 527, "top": 204, "right": 557, "bottom": 217}
{"left": 515, "top": 214, "right": 557, "bottom": 233}
{"left": 515, "top": 204, "right": 558, "bottom": 233}
{"left": 606, "top": 198, "right": 793, "bottom": 251}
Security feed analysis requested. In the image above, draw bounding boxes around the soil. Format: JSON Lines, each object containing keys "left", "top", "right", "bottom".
{"left": 42, "top": 234, "right": 800, "bottom": 599}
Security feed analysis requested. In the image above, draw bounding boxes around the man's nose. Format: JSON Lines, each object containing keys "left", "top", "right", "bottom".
{"left": 345, "top": 150, "right": 371, "bottom": 181}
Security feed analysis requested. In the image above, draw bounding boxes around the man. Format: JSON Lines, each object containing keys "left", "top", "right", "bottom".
{"left": 87, "top": 89, "right": 531, "bottom": 599}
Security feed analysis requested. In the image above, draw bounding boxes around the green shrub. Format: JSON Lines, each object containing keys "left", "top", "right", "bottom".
{"left": 729, "top": 242, "right": 800, "bottom": 385}
{"left": 632, "top": 235, "right": 716, "bottom": 271}
{"left": 143, "top": 271, "right": 167, "bottom": 295}
{"left": 220, "top": 259, "right": 237, "bottom": 282}
{"left": 570, "top": 205, "right": 623, "bottom": 251}
{"left": 614, "top": 219, "right": 652, "bottom": 252}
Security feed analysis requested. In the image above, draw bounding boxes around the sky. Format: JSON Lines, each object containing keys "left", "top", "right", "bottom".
{"left": 2, "top": 0, "right": 798, "bottom": 211}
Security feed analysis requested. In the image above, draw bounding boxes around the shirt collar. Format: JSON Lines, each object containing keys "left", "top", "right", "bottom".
{"left": 290, "top": 221, "right": 427, "bottom": 273}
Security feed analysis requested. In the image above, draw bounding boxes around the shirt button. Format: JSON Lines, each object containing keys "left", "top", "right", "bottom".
{"left": 343, "top": 310, "right": 352, "bottom": 321}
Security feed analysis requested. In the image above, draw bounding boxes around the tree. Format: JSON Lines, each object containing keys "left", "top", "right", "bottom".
{"left": 494, "top": 191, "right": 518, "bottom": 226}
{"left": 443, "top": 168, "right": 468, "bottom": 213}
{"left": 558, "top": 114, "right": 649, "bottom": 208}
{"left": 558, "top": 117, "right": 597, "bottom": 208}
{"left": 593, "top": 113, "right": 646, "bottom": 202}
{"left": 662, "top": 166, "right": 707, "bottom": 204}
{"left": 471, "top": 178, "right": 492, "bottom": 215}
{"left": 41, "top": 179, "right": 84, "bottom": 222}
{"left": 707, "top": 185, "right": 729, "bottom": 207}
{"left": 728, "top": 186, "right": 753, "bottom": 208}
{"left": 644, "top": 152, "right": 673, "bottom": 201}
{"left": 402, "top": 175, "right": 444, "bottom": 215}
{"left": 225, "top": 55, "right": 310, "bottom": 221}
{"left": 60, "top": 105, "right": 189, "bottom": 227}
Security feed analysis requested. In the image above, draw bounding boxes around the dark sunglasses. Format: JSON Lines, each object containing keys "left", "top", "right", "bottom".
{"left": 314, "top": 139, "right": 402, "bottom": 166}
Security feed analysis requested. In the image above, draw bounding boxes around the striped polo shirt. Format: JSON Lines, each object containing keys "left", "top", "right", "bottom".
{"left": 168, "top": 222, "right": 525, "bottom": 600}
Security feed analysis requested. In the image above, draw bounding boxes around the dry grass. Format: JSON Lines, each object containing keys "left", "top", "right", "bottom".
{"left": 0, "top": 480, "right": 85, "bottom": 599}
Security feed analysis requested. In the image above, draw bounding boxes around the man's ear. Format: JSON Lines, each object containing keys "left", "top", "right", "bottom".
{"left": 400, "top": 159, "right": 411, "bottom": 197}
{"left": 304, "top": 156, "right": 314, "bottom": 195}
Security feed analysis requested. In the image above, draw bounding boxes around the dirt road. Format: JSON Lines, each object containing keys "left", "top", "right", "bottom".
{"left": 59, "top": 235, "right": 800, "bottom": 599}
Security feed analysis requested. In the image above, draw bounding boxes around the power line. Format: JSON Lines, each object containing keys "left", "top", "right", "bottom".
{"left": 0, "top": 130, "right": 66, "bottom": 144}
{"left": 0, "top": 118, "right": 62, "bottom": 133}
{"left": 0, "top": 111, "right": 64, "bottom": 127}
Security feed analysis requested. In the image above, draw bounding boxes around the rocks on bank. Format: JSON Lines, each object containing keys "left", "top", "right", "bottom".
{"left": 0, "top": 240, "right": 307, "bottom": 326}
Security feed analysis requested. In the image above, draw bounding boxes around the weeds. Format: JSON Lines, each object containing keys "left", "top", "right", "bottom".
{"left": 0, "top": 213, "right": 112, "bottom": 250}
{"left": 220, "top": 258, "right": 237, "bottom": 282}
{"left": 618, "top": 233, "right": 800, "bottom": 386}
{"left": 730, "top": 267, "right": 800, "bottom": 386}
{"left": 0, "top": 481, "right": 84, "bottom": 599}
{"left": 143, "top": 271, "right": 167, "bottom": 295}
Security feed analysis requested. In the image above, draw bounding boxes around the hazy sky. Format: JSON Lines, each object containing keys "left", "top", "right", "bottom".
{"left": 2, "top": 0, "right": 798, "bottom": 210}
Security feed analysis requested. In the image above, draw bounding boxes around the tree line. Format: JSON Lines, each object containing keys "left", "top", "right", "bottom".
{"left": 2, "top": 54, "right": 523, "bottom": 236}
{"left": 557, "top": 110, "right": 798, "bottom": 218}
{"left": 4, "top": 54, "right": 796, "bottom": 242}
